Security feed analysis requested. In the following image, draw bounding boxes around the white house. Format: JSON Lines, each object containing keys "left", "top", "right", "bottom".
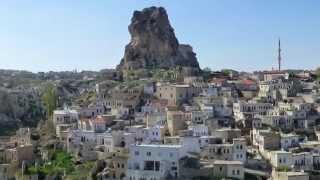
{"left": 257, "top": 112, "right": 294, "bottom": 130}
{"left": 143, "top": 82, "right": 155, "bottom": 95}
{"left": 292, "top": 152, "right": 313, "bottom": 171}
{"left": 180, "top": 136, "right": 201, "bottom": 154}
{"left": 270, "top": 150, "right": 293, "bottom": 169}
{"left": 188, "top": 124, "right": 209, "bottom": 137}
{"left": 213, "top": 160, "right": 244, "bottom": 180}
{"left": 53, "top": 108, "right": 79, "bottom": 126}
{"left": 233, "top": 101, "right": 273, "bottom": 121}
{"left": 251, "top": 128, "right": 280, "bottom": 152}
{"left": 143, "top": 125, "right": 166, "bottom": 143}
{"left": 269, "top": 150, "right": 314, "bottom": 171}
{"left": 67, "top": 129, "right": 136, "bottom": 155}
{"left": 145, "top": 111, "right": 167, "bottom": 128}
{"left": 111, "top": 107, "right": 130, "bottom": 119}
{"left": 77, "top": 102, "right": 105, "bottom": 118}
{"left": 258, "top": 78, "right": 299, "bottom": 101}
{"left": 280, "top": 133, "right": 301, "bottom": 150}
{"left": 198, "top": 136, "right": 222, "bottom": 149}
{"left": 203, "top": 138, "right": 247, "bottom": 163}
{"left": 200, "top": 85, "right": 219, "bottom": 97}
{"left": 126, "top": 144, "right": 187, "bottom": 180}
{"left": 78, "top": 116, "right": 110, "bottom": 133}
{"left": 190, "top": 110, "right": 210, "bottom": 125}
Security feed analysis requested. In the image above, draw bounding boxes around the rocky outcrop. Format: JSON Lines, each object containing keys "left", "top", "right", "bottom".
{"left": 117, "top": 7, "right": 200, "bottom": 73}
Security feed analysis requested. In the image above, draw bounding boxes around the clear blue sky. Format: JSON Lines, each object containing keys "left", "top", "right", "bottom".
{"left": 1, "top": 0, "right": 319, "bottom": 72}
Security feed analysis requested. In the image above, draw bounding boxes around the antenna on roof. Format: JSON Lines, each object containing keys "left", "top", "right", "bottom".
{"left": 278, "top": 38, "right": 281, "bottom": 71}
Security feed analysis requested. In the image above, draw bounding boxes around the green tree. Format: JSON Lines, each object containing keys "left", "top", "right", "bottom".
{"left": 202, "top": 67, "right": 212, "bottom": 81}
{"left": 316, "top": 67, "right": 320, "bottom": 79}
{"left": 41, "top": 83, "right": 58, "bottom": 119}
{"left": 202, "top": 67, "right": 211, "bottom": 72}
{"left": 221, "top": 69, "right": 232, "bottom": 76}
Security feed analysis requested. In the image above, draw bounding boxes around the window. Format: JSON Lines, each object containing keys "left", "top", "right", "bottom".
{"left": 144, "top": 161, "right": 154, "bottom": 171}
{"left": 135, "top": 151, "right": 139, "bottom": 156}
{"left": 155, "top": 161, "right": 160, "bottom": 171}
{"left": 147, "top": 152, "right": 151, "bottom": 156}
{"left": 232, "top": 170, "right": 235, "bottom": 175}
{"left": 237, "top": 170, "right": 240, "bottom": 175}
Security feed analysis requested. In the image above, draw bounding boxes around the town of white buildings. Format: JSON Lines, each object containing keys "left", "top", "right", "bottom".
{"left": 0, "top": 66, "right": 320, "bottom": 180}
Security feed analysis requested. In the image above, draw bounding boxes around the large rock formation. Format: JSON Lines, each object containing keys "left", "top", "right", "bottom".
{"left": 117, "top": 7, "right": 200, "bottom": 74}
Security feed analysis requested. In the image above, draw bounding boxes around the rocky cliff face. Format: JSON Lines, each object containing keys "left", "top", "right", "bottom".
{"left": 117, "top": 7, "right": 200, "bottom": 73}
{"left": 0, "top": 70, "right": 103, "bottom": 135}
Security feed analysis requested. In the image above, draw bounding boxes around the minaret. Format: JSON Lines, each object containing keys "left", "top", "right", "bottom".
{"left": 278, "top": 38, "right": 281, "bottom": 71}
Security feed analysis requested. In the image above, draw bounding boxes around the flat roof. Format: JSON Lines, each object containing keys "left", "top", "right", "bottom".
{"left": 292, "top": 152, "right": 311, "bottom": 155}
{"left": 200, "top": 136, "right": 217, "bottom": 138}
{"left": 129, "top": 125, "right": 145, "bottom": 128}
{"left": 233, "top": 137, "right": 246, "bottom": 141}
{"left": 285, "top": 171, "right": 309, "bottom": 176}
{"left": 135, "top": 144, "right": 182, "bottom": 148}
{"left": 215, "top": 128, "right": 241, "bottom": 131}
{"left": 172, "top": 84, "right": 190, "bottom": 88}
{"left": 54, "top": 109, "right": 78, "bottom": 115}
{"left": 213, "top": 144, "right": 233, "bottom": 147}
{"left": 272, "top": 150, "right": 291, "bottom": 154}
{"left": 281, "top": 133, "right": 299, "bottom": 138}
{"left": 300, "top": 141, "right": 320, "bottom": 145}
{"left": 213, "top": 160, "right": 243, "bottom": 165}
